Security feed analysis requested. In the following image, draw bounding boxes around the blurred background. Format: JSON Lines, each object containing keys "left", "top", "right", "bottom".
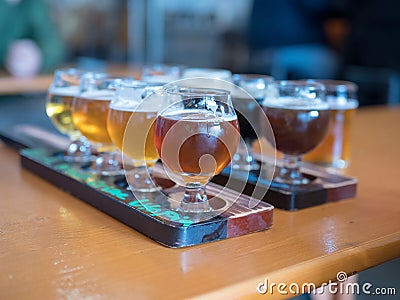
{"left": 0, "top": 2, "right": 398, "bottom": 299}
{"left": 1, "top": 0, "right": 400, "bottom": 106}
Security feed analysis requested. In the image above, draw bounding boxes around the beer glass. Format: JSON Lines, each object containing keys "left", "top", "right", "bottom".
{"left": 72, "top": 75, "right": 127, "bottom": 175}
{"left": 46, "top": 68, "right": 92, "bottom": 162}
{"left": 231, "top": 74, "right": 274, "bottom": 170}
{"left": 108, "top": 81, "right": 165, "bottom": 191}
{"left": 304, "top": 80, "right": 359, "bottom": 168}
{"left": 141, "top": 64, "right": 184, "bottom": 84}
{"left": 261, "top": 81, "right": 330, "bottom": 185}
{"left": 154, "top": 87, "right": 240, "bottom": 213}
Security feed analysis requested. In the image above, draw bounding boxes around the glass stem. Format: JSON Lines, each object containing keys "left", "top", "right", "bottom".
{"left": 276, "top": 154, "right": 309, "bottom": 184}
{"left": 180, "top": 182, "right": 211, "bottom": 212}
{"left": 126, "top": 164, "right": 159, "bottom": 192}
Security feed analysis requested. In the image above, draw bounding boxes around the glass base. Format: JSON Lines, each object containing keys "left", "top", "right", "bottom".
{"left": 231, "top": 140, "right": 260, "bottom": 171}
{"left": 89, "top": 152, "right": 124, "bottom": 176}
{"left": 274, "top": 169, "right": 310, "bottom": 185}
{"left": 64, "top": 137, "right": 93, "bottom": 163}
{"left": 231, "top": 156, "right": 260, "bottom": 171}
{"left": 309, "top": 159, "right": 349, "bottom": 170}
{"left": 274, "top": 155, "right": 310, "bottom": 185}
{"left": 126, "top": 166, "right": 160, "bottom": 192}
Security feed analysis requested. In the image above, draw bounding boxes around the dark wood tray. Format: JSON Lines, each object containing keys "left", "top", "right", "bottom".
{"left": 212, "top": 156, "right": 357, "bottom": 211}
{"left": 0, "top": 126, "right": 273, "bottom": 248}
{"left": 19, "top": 148, "right": 273, "bottom": 248}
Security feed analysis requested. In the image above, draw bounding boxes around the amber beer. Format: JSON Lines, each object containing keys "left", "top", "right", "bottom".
{"left": 107, "top": 105, "right": 159, "bottom": 167}
{"left": 46, "top": 87, "right": 81, "bottom": 139}
{"left": 154, "top": 110, "right": 240, "bottom": 184}
{"left": 304, "top": 99, "right": 358, "bottom": 168}
{"left": 72, "top": 91, "right": 114, "bottom": 148}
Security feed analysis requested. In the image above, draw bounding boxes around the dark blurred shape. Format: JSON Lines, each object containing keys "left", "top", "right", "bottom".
{"left": 343, "top": 0, "right": 400, "bottom": 70}
{"left": 246, "top": 0, "right": 340, "bottom": 80}
{"left": 340, "top": 0, "right": 400, "bottom": 105}
{"left": 0, "top": 0, "right": 65, "bottom": 76}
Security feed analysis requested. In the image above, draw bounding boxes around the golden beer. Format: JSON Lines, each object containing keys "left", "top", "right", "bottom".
{"left": 304, "top": 100, "right": 358, "bottom": 168}
{"left": 72, "top": 91, "right": 113, "bottom": 146}
{"left": 302, "top": 79, "right": 358, "bottom": 168}
{"left": 46, "top": 87, "right": 80, "bottom": 139}
{"left": 107, "top": 105, "right": 159, "bottom": 167}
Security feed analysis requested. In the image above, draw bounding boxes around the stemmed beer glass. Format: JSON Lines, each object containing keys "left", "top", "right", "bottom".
{"left": 107, "top": 81, "right": 166, "bottom": 191}
{"left": 46, "top": 68, "right": 92, "bottom": 162}
{"left": 261, "top": 81, "right": 330, "bottom": 184}
{"left": 231, "top": 74, "right": 274, "bottom": 170}
{"left": 154, "top": 87, "right": 240, "bottom": 213}
{"left": 303, "top": 80, "right": 359, "bottom": 169}
{"left": 72, "top": 74, "right": 127, "bottom": 175}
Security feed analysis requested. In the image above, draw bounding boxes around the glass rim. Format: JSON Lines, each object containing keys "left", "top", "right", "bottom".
{"left": 273, "top": 80, "right": 327, "bottom": 92}
{"left": 164, "top": 86, "right": 231, "bottom": 97}
{"left": 302, "top": 79, "right": 358, "bottom": 92}
{"left": 80, "top": 75, "right": 134, "bottom": 90}
{"left": 117, "top": 80, "right": 166, "bottom": 89}
{"left": 232, "top": 73, "right": 274, "bottom": 83}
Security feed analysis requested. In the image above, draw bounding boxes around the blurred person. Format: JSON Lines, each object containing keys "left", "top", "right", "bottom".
{"left": 247, "top": 0, "right": 340, "bottom": 79}
{"left": 0, "top": 0, "right": 65, "bottom": 77}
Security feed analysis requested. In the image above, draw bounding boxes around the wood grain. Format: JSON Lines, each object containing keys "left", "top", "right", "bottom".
{"left": 0, "top": 100, "right": 399, "bottom": 299}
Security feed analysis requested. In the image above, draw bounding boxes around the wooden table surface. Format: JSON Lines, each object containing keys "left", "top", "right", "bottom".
{"left": 0, "top": 97, "right": 399, "bottom": 298}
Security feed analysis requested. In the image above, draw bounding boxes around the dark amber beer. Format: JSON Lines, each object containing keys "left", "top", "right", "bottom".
{"left": 260, "top": 80, "right": 330, "bottom": 185}
{"left": 262, "top": 101, "right": 331, "bottom": 155}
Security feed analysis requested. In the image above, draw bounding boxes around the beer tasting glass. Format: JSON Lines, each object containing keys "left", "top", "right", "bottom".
{"left": 231, "top": 74, "right": 274, "bottom": 170}
{"left": 72, "top": 74, "right": 126, "bottom": 175}
{"left": 304, "top": 80, "right": 359, "bottom": 169}
{"left": 46, "top": 68, "right": 92, "bottom": 162}
{"left": 154, "top": 87, "right": 240, "bottom": 213}
{"left": 141, "top": 64, "right": 184, "bottom": 84}
{"left": 107, "top": 81, "right": 165, "bottom": 192}
{"left": 261, "top": 80, "right": 330, "bottom": 185}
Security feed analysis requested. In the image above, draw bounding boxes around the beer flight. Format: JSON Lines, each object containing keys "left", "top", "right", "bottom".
{"left": 45, "top": 66, "right": 358, "bottom": 213}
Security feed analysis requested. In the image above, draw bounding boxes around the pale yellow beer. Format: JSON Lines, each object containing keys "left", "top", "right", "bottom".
{"left": 107, "top": 106, "right": 159, "bottom": 167}
{"left": 72, "top": 91, "right": 114, "bottom": 147}
{"left": 46, "top": 87, "right": 81, "bottom": 139}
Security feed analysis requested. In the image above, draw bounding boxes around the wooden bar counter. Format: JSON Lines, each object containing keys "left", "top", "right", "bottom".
{"left": 0, "top": 78, "right": 399, "bottom": 299}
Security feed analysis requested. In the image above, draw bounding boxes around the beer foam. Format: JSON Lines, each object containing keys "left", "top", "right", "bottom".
{"left": 111, "top": 93, "right": 168, "bottom": 112}
{"left": 262, "top": 96, "right": 329, "bottom": 110}
{"left": 48, "top": 86, "right": 79, "bottom": 97}
{"left": 79, "top": 90, "right": 115, "bottom": 101}
{"left": 109, "top": 101, "right": 141, "bottom": 112}
{"left": 164, "top": 109, "right": 237, "bottom": 122}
